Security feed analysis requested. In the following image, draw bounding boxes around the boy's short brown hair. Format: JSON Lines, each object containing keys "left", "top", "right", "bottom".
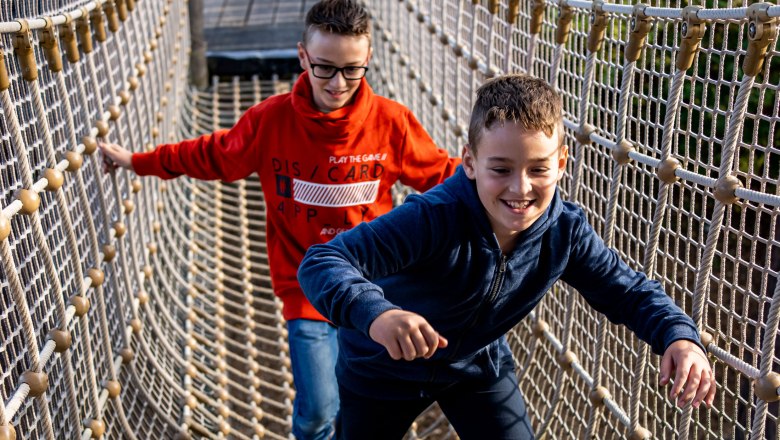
{"left": 468, "top": 74, "right": 563, "bottom": 153}
{"left": 303, "top": 0, "right": 372, "bottom": 44}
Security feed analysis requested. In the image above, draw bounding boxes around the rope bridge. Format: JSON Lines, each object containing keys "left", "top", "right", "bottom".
{"left": 0, "top": 0, "right": 777, "bottom": 439}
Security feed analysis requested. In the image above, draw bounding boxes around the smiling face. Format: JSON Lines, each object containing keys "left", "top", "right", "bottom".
{"left": 298, "top": 29, "right": 372, "bottom": 113}
{"left": 462, "top": 122, "right": 567, "bottom": 252}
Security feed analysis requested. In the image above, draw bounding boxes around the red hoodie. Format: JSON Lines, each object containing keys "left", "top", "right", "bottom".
{"left": 133, "top": 72, "right": 460, "bottom": 321}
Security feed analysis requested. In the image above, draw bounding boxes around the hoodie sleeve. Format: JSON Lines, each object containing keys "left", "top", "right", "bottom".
{"left": 298, "top": 196, "right": 442, "bottom": 335}
{"left": 561, "top": 213, "right": 703, "bottom": 355}
{"left": 132, "top": 104, "right": 265, "bottom": 181}
{"left": 398, "top": 109, "right": 461, "bottom": 192}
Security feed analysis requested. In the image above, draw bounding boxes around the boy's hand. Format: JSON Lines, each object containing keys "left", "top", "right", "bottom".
{"left": 369, "top": 309, "right": 448, "bottom": 361}
{"left": 98, "top": 142, "right": 134, "bottom": 171}
{"left": 660, "top": 339, "right": 716, "bottom": 408}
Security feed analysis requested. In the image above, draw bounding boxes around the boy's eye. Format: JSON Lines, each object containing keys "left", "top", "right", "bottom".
{"left": 318, "top": 65, "right": 337, "bottom": 74}
{"left": 532, "top": 168, "right": 550, "bottom": 174}
{"left": 344, "top": 67, "right": 362, "bottom": 75}
{"left": 490, "top": 168, "right": 510, "bottom": 174}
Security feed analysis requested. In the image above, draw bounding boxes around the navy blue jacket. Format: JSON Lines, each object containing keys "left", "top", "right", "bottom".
{"left": 298, "top": 167, "right": 701, "bottom": 398}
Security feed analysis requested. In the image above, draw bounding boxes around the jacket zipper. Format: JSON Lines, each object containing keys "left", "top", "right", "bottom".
{"left": 444, "top": 253, "right": 507, "bottom": 360}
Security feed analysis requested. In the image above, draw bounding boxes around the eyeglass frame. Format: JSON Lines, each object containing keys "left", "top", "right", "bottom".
{"left": 302, "top": 47, "right": 370, "bottom": 80}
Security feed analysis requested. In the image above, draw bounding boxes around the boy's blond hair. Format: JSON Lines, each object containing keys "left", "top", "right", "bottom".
{"left": 303, "top": 0, "right": 372, "bottom": 44}
{"left": 468, "top": 74, "right": 563, "bottom": 153}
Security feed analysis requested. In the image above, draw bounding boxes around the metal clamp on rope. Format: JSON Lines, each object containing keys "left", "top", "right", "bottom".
{"left": 90, "top": 0, "right": 107, "bottom": 43}
{"left": 624, "top": 4, "right": 651, "bottom": 63}
{"left": 530, "top": 0, "right": 546, "bottom": 35}
{"left": 59, "top": 14, "right": 80, "bottom": 63}
{"left": 743, "top": 3, "right": 777, "bottom": 77}
{"left": 13, "top": 20, "right": 38, "bottom": 82}
{"left": 40, "top": 17, "right": 63, "bottom": 73}
{"left": 488, "top": 0, "right": 499, "bottom": 15}
{"left": 587, "top": 0, "right": 608, "bottom": 53}
{"left": 555, "top": 1, "right": 574, "bottom": 46}
{"left": 104, "top": 0, "right": 120, "bottom": 33}
{"left": 76, "top": 7, "right": 94, "bottom": 54}
{"left": 0, "top": 44, "right": 10, "bottom": 92}
{"left": 508, "top": 0, "right": 520, "bottom": 23}
{"left": 676, "top": 6, "right": 704, "bottom": 71}
{"left": 115, "top": 0, "right": 128, "bottom": 21}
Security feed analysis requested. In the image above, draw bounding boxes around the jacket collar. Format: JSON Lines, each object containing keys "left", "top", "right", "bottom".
{"left": 291, "top": 71, "right": 374, "bottom": 142}
{"left": 448, "top": 167, "right": 563, "bottom": 252}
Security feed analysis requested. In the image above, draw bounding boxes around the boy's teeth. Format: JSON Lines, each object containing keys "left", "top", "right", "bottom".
{"left": 507, "top": 200, "right": 530, "bottom": 209}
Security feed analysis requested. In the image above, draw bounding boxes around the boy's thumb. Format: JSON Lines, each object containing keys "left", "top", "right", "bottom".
{"left": 438, "top": 335, "right": 448, "bottom": 348}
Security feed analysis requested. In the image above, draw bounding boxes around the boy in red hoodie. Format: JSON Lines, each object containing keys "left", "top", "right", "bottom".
{"left": 99, "top": 1, "right": 459, "bottom": 438}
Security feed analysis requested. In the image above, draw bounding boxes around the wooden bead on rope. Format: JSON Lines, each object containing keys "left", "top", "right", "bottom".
{"left": 120, "top": 347, "right": 134, "bottom": 364}
{"left": 218, "top": 389, "right": 230, "bottom": 401}
{"left": 172, "top": 432, "right": 191, "bottom": 440}
{"left": 254, "top": 424, "right": 265, "bottom": 437}
{"left": 253, "top": 407, "right": 264, "bottom": 421}
{"left": 143, "top": 265, "right": 153, "bottom": 280}
{"left": 612, "top": 139, "right": 634, "bottom": 165}
{"left": 218, "top": 405, "right": 230, "bottom": 418}
{"left": 104, "top": 380, "right": 121, "bottom": 398}
{"left": 0, "top": 213, "right": 10, "bottom": 242}
{"left": 136, "top": 290, "right": 149, "bottom": 305}
{"left": 156, "top": 201, "right": 165, "bottom": 213}
{"left": 656, "top": 157, "right": 680, "bottom": 184}
{"left": 714, "top": 175, "right": 742, "bottom": 205}
{"left": 219, "top": 421, "right": 230, "bottom": 436}
{"left": 113, "top": 222, "right": 127, "bottom": 238}
{"left": 699, "top": 331, "right": 714, "bottom": 348}
{"left": 123, "top": 199, "right": 134, "bottom": 214}
{"left": 82, "top": 136, "right": 97, "bottom": 155}
{"left": 15, "top": 189, "right": 40, "bottom": 215}
{"left": 102, "top": 243, "right": 116, "bottom": 262}
{"left": 186, "top": 365, "right": 198, "bottom": 377}
{"left": 151, "top": 127, "right": 160, "bottom": 138}
{"left": 588, "top": 385, "right": 611, "bottom": 406}
{"left": 131, "top": 179, "right": 142, "bottom": 193}
{"left": 628, "top": 426, "right": 652, "bottom": 440}
{"left": 88, "top": 419, "right": 105, "bottom": 438}
{"left": 754, "top": 372, "right": 780, "bottom": 402}
{"left": 96, "top": 120, "right": 110, "bottom": 137}
{"left": 575, "top": 123, "right": 595, "bottom": 145}
{"left": 252, "top": 393, "right": 263, "bottom": 405}
{"left": 48, "top": 329, "right": 72, "bottom": 353}
{"left": 146, "top": 242, "right": 157, "bottom": 255}
{"left": 135, "top": 63, "right": 146, "bottom": 77}
{"left": 70, "top": 295, "right": 91, "bottom": 316}
{"left": 128, "top": 76, "right": 139, "bottom": 91}
{"left": 130, "top": 318, "right": 142, "bottom": 334}
{"left": 532, "top": 319, "right": 549, "bottom": 337}
{"left": 43, "top": 169, "right": 64, "bottom": 191}
{"left": 119, "top": 90, "right": 131, "bottom": 105}
{"left": 21, "top": 371, "right": 49, "bottom": 397}
{"left": 65, "top": 151, "right": 83, "bottom": 172}
{"left": 556, "top": 350, "right": 577, "bottom": 372}
{"left": 88, "top": 268, "right": 105, "bottom": 287}
{"left": 0, "top": 424, "right": 16, "bottom": 440}
{"left": 156, "top": 111, "right": 164, "bottom": 122}
{"left": 143, "top": 51, "right": 153, "bottom": 64}
{"left": 185, "top": 395, "right": 198, "bottom": 409}
{"left": 108, "top": 105, "right": 121, "bottom": 121}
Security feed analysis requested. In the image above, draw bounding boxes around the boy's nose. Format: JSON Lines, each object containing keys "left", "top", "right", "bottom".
{"left": 510, "top": 174, "right": 532, "bottom": 195}
{"left": 329, "top": 72, "right": 348, "bottom": 88}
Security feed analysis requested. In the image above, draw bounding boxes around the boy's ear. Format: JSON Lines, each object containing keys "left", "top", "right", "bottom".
{"left": 462, "top": 145, "right": 476, "bottom": 180}
{"left": 557, "top": 144, "right": 569, "bottom": 181}
{"left": 297, "top": 42, "right": 308, "bottom": 72}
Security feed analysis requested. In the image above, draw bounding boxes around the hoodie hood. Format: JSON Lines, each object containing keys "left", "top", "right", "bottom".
{"left": 291, "top": 71, "right": 374, "bottom": 142}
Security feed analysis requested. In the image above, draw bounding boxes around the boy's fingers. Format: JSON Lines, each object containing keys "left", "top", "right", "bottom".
{"left": 409, "top": 331, "right": 430, "bottom": 359}
{"left": 437, "top": 334, "right": 448, "bottom": 348}
{"left": 670, "top": 362, "right": 689, "bottom": 402}
{"left": 679, "top": 369, "right": 701, "bottom": 405}
{"left": 399, "top": 334, "right": 417, "bottom": 361}
{"left": 659, "top": 351, "right": 674, "bottom": 386}
{"left": 692, "top": 372, "right": 712, "bottom": 407}
{"left": 421, "top": 328, "right": 440, "bottom": 358}
{"left": 706, "top": 371, "right": 717, "bottom": 406}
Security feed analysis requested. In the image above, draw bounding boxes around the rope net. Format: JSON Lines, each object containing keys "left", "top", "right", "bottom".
{"left": 0, "top": 0, "right": 778, "bottom": 439}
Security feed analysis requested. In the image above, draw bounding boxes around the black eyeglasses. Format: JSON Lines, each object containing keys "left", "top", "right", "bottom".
{"left": 303, "top": 48, "right": 369, "bottom": 80}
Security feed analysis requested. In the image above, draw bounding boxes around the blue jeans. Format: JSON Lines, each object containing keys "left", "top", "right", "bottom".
{"left": 336, "top": 356, "right": 534, "bottom": 440}
{"left": 287, "top": 319, "right": 339, "bottom": 440}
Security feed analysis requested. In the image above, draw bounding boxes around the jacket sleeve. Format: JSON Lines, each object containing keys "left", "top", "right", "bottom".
{"left": 132, "top": 105, "right": 264, "bottom": 181}
{"left": 398, "top": 110, "right": 461, "bottom": 192}
{"left": 561, "top": 215, "right": 702, "bottom": 355}
{"left": 298, "top": 197, "right": 442, "bottom": 335}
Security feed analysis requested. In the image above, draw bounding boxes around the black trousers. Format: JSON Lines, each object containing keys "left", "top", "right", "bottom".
{"left": 336, "top": 358, "right": 535, "bottom": 440}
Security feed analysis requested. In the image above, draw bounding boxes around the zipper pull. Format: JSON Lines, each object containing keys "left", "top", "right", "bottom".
{"left": 499, "top": 255, "right": 507, "bottom": 272}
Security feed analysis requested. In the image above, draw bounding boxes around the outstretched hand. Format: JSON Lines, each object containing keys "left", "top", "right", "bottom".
{"left": 98, "top": 142, "right": 134, "bottom": 171}
{"left": 369, "top": 309, "right": 448, "bottom": 361}
{"left": 660, "top": 339, "right": 716, "bottom": 408}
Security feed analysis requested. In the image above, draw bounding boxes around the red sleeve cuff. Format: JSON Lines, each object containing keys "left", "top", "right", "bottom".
{"left": 132, "top": 151, "right": 180, "bottom": 179}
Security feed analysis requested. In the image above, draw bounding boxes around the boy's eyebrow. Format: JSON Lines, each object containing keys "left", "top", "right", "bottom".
{"left": 485, "top": 151, "right": 558, "bottom": 163}
{"left": 310, "top": 56, "right": 366, "bottom": 66}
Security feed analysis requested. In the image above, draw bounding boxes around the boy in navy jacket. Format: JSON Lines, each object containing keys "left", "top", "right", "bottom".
{"left": 298, "top": 74, "right": 715, "bottom": 439}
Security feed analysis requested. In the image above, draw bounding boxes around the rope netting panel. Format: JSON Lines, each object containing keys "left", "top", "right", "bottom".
{"left": 0, "top": 0, "right": 778, "bottom": 439}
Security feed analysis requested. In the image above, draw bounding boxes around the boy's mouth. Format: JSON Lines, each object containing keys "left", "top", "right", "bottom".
{"left": 504, "top": 199, "right": 533, "bottom": 210}
{"left": 326, "top": 89, "right": 347, "bottom": 98}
